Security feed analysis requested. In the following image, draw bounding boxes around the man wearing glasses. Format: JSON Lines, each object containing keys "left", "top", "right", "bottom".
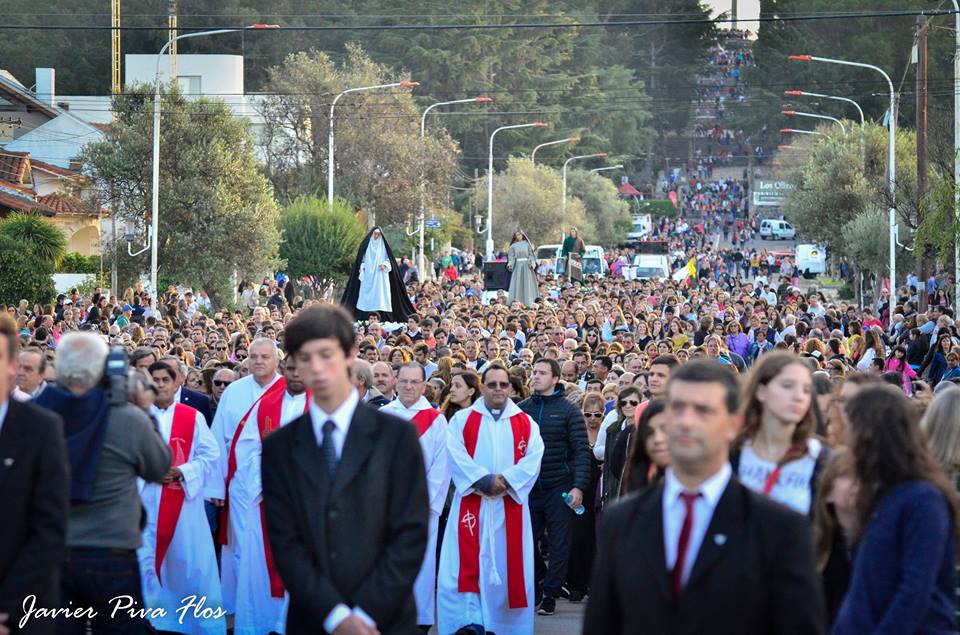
{"left": 438, "top": 365, "right": 544, "bottom": 635}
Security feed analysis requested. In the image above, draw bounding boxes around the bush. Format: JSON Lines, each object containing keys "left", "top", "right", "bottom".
{"left": 57, "top": 252, "right": 100, "bottom": 273}
{"left": 0, "top": 235, "right": 56, "bottom": 305}
{"left": 278, "top": 196, "right": 366, "bottom": 281}
{"left": 0, "top": 212, "right": 67, "bottom": 267}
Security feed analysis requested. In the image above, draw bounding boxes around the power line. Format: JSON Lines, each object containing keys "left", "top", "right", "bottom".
{"left": 0, "top": 9, "right": 955, "bottom": 32}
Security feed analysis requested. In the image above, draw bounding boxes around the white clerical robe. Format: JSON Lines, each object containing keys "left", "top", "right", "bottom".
{"left": 209, "top": 372, "right": 282, "bottom": 613}
{"left": 436, "top": 399, "right": 544, "bottom": 635}
{"left": 138, "top": 403, "right": 224, "bottom": 635}
{"left": 357, "top": 234, "right": 392, "bottom": 312}
{"left": 380, "top": 396, "right": 450, "bottom": 626}
{"left": 232, "top": 390, "right": 308, "bottom": 635}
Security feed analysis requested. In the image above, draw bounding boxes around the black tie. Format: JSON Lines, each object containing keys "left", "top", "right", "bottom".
{"left": 321, "top": 420, "right": 338, "bottom": 477}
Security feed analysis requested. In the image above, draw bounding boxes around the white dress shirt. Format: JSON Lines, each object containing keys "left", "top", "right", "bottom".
{"left": 0, "top": 398, "right": 9, "bottom": 435}
{"left": 662, "top": 463, "right": 732, "bottom": 588}
{"left": 307, "top": 387, "right": 376, "bottom": 634}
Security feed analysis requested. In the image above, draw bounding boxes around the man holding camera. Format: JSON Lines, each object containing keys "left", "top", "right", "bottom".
{"left": 34, "top": 332, "right": 171, "bottom": 634}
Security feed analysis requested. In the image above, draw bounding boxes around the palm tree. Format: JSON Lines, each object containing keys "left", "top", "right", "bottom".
{"left": 0, "top": 212, "right": 67, "bottom": 268}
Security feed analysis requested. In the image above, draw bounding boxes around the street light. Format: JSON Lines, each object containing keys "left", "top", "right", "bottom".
{"left": 562, "top": 153, "right": 608, "bottom": 217}
{"left": 781, "top": 110, "right": 847, "bottom": 135}
{"left": 328, "top": 80, "right": 419, "bottom": 209}
{"left": 950, "top": 1, "right": 959, "bottom": 307}
{"left": 149, "top": 24, "right": 279, "bottom": 296}
{"left": 414, "top": 96, "right": 492, "bottom": 278}
{"left": 531, "top": 136, "right": 579, "bottom": 163}
{"left": 590, "top": 164, "right": 624, "bottom": 173}
{"left": 485, "top": 122, "right": 548, "bottom": 259}
{"left": 779, "top": 128, "right": 823, "bottom": 137}
{"left": 785, "top": 90, "right": 865, "bottom": 163}
{"left": 790, "top": 53, "right": 897, "bottom": 292}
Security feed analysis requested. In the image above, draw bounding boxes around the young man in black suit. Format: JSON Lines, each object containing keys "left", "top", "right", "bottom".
{"left": 584, "top": 359, "right": 826, "bottom": 635}
{"left": 0, "top": 315, "right": 69, "bottom": 635}
{"left": 262, "top": 304, "right": 429, "bottom": 635}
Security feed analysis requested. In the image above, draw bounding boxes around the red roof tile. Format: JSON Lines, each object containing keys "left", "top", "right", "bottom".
{"left": 37, "top": 192, "right": 101, "bottom": 216}
{"left": 0, "top": 151, "right": 31, "bottom": 185}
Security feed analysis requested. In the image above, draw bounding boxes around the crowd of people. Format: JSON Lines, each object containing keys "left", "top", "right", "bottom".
{"left": 2, "top": 212, "right": 960, "bottom": 635}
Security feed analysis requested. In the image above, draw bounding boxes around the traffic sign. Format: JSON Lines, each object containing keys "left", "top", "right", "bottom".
{"left": 425, "top": 219, "right": 442, "bottom": 229}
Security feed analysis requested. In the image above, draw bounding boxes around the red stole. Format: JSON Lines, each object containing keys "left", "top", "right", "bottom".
{"left": 155, "top": 403, "right": 198, "bottom": 582}
{"left": 411, "top": 407, "right": 441, "bottom": 437}
{"left": 219, "top": 377, "right": 286, "bottom": 546}
{"left": 255, "top": 388, "right": 310, "bottom": 598}
{"left": 457, "top": 409, "right": 530, "bottom": 609}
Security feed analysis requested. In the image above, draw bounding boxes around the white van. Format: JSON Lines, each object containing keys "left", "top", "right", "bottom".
{"left": 795, "top": 243, "right": 826, "bottom": 277}
{"left": 536, "top": 244, "right": 562, "bottom": 274}
{"left": 759, "top": 219, "right": 796, "bottom": 240}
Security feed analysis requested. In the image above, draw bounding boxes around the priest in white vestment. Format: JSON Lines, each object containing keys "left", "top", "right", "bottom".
{"left": 436, "top": 366, "right": 544, "bottom": 635}
{"left": 232, "top": 357, "right": 309, "bottom": 635}
{"left": 357, "top": 227, "right": 393, "bottom": 314}
{"left": 208, "top": 338, "right": 282, "bottom": 613}
{"left": 139, "top": 363, "right": 224, "bottom": 635}
{"left": 380, "top": 362, "right": 450, "bottom": 631}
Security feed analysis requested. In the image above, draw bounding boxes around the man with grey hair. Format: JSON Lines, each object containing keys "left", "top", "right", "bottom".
{"left": 160, "top": 355, "right": 212, "bottom": 426}
{"left": 34, "top": 331, "right": 171, "bottom": 633}
{"left": 353, "top": 358, "right": 389, "bottom": 408}
{"left": 209, "top": 336, "right": 282, "bottom": 615}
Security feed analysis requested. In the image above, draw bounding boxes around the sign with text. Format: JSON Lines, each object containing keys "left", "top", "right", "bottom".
{"left": 752, "top": 180, "right": 795, "bottom": 207}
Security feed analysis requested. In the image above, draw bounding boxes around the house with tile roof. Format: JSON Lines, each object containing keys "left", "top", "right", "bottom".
{"left": 0, "top": 68, "right": 105, "bottom": 256}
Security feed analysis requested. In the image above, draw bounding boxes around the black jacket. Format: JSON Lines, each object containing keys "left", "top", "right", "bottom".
{"left": 180, "top": 387, "right": 212, "bottom": 427}
{"left": 262, "top": 400, "right": 429, "bottom": 635}
{"left": 0, "top": 400, "right": 69, "bottom": 635}
{"left": 584, "top": 477, "right": 826, "bottom": 635}
{"left": 519, "top": 387, "right": 591, "bottom": 492}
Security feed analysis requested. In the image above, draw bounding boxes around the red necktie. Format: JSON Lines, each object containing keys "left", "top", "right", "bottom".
{"left": 673, "top": 491, "right": 701, "bottom": 597}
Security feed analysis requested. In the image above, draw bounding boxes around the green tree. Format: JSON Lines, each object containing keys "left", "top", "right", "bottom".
{"left": 779, "top": 122, "right": 917, "bottom": 256}
{"left": 565, "top": 169, "right": 631, "bottom": 245}
{"left": 0, "top": 212, "right": 67, "bottom": 268}
{"left": 279, "top": 196, "right": 366, "bottom": 281}
{"left": 82, "top": 84, "right": 281, "bottom": 307}
{"left": 56, "top": 252, "right": 100, "bottom": 274}
{"left": 258, "top": 45, "right": 461, "bottom": 228}
{"left": 0, "top": 235, "right": 56, "bottom": 305}
{"left": 471, "top": 157, "right": 585, "bottom": 248}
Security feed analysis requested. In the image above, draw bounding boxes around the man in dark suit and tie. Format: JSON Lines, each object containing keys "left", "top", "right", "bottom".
{"left": 584, "top": 359, "right": 826, "bottom": 635}
{"left": 0, "top": 316, "right": 69, "bottom": 635}
{"left": 262, "top": 304, "right": 429, "bottom": 635}
{"left": 160, "top": 355, "right": 213, "bottom": 425}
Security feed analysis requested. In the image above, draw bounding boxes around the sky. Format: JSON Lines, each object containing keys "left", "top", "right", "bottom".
{"left": 707, "top": 0, "right": 761, "bottom": 33}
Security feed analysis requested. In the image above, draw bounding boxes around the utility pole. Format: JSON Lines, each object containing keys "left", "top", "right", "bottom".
{"left": 731, "top": 0, "right": 738, "bottom": 28}
{"left": 917, "top": 15, "right": 932, "bottom": 307}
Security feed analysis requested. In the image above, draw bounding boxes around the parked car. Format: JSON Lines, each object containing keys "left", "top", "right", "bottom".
{"left": 759, "top": 219, "right": 796, "bottom": 240}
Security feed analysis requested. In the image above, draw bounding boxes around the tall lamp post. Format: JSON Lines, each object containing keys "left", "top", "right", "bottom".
{"left": 562, "top": 153, "right": 607, "bottom": 217}
{"left": 785, "top": 90, "right": 865, "bottom": 162}
{"left": 789, "top": 54, "right": 897, "bottom": 293}
{"left": 781, "top": 110, "right": 847, "bottom": 134}
{"left": 779, "top": 128, "right": 823, "bottom": 136}
{"left": 951, "top": 1, "right": 959, "bottom": 307}
{"left": 328, "top": 80, "right": 419, "bottom": 209}
{"left": 590, "top": 164, "right": 624, "bottom": 174}
{"left": 485, "top": 122, "right": 547, "bottom": 259}
{"left": 416, "top": 96, "right": 492, "bottom": 277}
{"left": 531, "top": 136, "right": 578, "bottom": 162}
{"left": 150, "top": 24, "right": 278, "bottom": 296}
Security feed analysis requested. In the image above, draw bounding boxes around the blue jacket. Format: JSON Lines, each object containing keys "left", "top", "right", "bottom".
{"left": 518, "top": 387, "right": 591, "bottom": 492}
{"left": 832, "top": 481, "right": 957, "bottom": 635}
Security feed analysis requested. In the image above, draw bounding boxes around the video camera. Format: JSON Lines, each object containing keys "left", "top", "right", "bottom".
{"left": 101, "top": 347, "right": 130, "bottom": 406}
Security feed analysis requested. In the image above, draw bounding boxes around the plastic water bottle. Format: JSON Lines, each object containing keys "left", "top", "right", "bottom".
{"left": 562, "top": 491, "right": 586, "bottom": 515}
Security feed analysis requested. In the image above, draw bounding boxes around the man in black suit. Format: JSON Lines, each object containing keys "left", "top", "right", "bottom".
{"left": 0, "top": 316, "right": 69, "bottom": 635}
{"left": 584, "top": 359, "right": 826, "bottom": 635}
{"left": 161, "top": 355, "right": 213, "bottom": 425}
{"left": 263, "top": 304, "right": 429, "bottom": 635}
